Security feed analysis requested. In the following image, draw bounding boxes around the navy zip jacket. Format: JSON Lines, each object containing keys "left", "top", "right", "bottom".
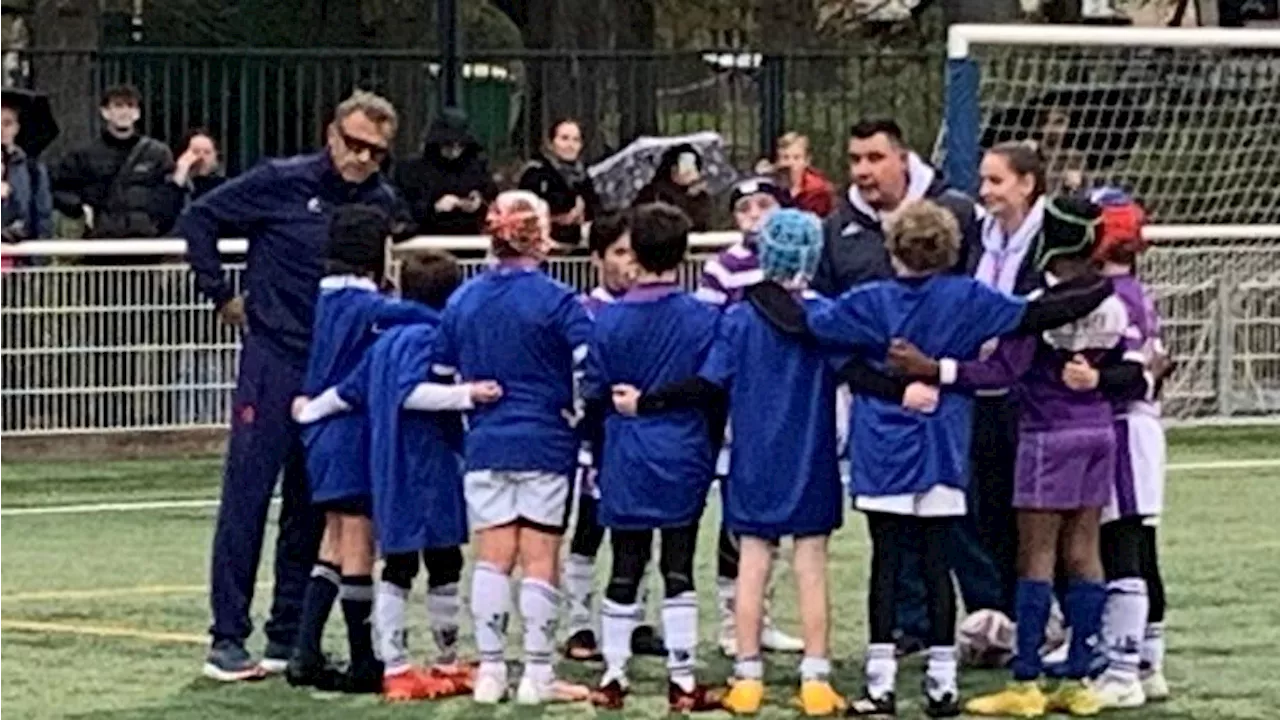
{"left": 180, "top": 151, "right": 401, "bottom": 362}
{"left": 812, "top": 153, "right": 982, "bottom": 296}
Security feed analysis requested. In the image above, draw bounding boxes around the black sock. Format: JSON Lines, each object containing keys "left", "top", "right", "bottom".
{"left": 340, "top": 574, "right": 376, "bottom": 671}
{"left": 293, "top": 561, "right": 340, "bottom": 663}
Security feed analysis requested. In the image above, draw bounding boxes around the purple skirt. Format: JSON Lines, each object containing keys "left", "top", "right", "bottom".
{"left": 1014, "top": 427, "right": 1116, "bottom": 511}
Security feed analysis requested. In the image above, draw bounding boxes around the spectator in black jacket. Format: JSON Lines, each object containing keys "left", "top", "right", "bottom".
{"left": 634, "top": 143, "right": 713, "bottom": 232}
{"left": 811, "top": 119, "right": 981, "bottom": 296}
{"left": 51, "top": 84, "right": 176, "bottom": 247}
{"left": 154, "top": 128, "right": 226, "bottom": 235}
{"left": 518, "top": 118, "right": 601, "bottom": 248}
{"left": 393, "top": 109, "right": 495, "bottom": 236}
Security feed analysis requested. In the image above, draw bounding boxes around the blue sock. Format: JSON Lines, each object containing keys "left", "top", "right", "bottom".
{"left": 1064, "top": 579, "right": 1107, "bottom": 679}
{"left": 1010, "top": 579, "right": 1052, "bottom": 682}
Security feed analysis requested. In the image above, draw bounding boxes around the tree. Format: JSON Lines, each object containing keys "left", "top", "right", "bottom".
{"left": 30, "top": 0, "right": 99, "bottom": 157}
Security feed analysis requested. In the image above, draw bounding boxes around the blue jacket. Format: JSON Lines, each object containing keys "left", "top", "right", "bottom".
{"left": 180, "top": 151, "right": 401, "bottom": 362}
{"left": 2, "top": 145, "right": 53, "bottom": 241}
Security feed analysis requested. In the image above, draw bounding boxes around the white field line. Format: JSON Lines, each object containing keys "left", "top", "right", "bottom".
{"left": 3, "top": 458, "right": 1280, "bottom": 518}
{"left": 0, "top": 496, "right": 278, "bottom": 517}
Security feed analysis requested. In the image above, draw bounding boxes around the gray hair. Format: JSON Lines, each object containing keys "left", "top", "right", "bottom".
{"left": 334, "top": 90, "right": 398, "bottom": 138}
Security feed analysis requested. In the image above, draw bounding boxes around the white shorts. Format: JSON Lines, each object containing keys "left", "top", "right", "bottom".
{"left": 464, "top": 470, "right": 571, "bottom": 531}
{"left": 1102, "top": 414, "right": 1166, "bottom": 525}
{"left": 855, "top": 485, "right": 968, "bottom": 518}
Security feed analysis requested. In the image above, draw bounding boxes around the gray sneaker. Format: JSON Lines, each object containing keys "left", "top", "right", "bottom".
{"left": 203, "top": 639, "right": 266, "bottom": 682}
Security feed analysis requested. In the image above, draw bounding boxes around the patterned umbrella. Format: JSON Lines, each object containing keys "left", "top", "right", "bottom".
{"left": 589, "top": 131, "right": 740, "bottom": 211}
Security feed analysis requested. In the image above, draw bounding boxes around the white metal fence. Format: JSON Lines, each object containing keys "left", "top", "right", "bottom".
{"left": 1, "top": 228, "right": 1277, "bottom": 436}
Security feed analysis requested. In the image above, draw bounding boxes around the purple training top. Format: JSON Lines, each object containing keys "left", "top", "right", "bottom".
{"left": 955, "top": 288, "right": 1137, "bottom": 433}
{"left": 695, "top": 237, "right": 763, "bottom": 307}
{"left": 1109, "top": 273, "right": 1164, "bottom": 416}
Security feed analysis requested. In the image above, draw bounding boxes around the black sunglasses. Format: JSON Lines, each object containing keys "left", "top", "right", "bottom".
{"left": 338, "top": 129, "right": 389, "bottom": 162}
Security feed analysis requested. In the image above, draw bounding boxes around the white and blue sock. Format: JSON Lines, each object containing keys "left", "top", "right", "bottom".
{"left": 470, "top": 562, "right": 511, "bottom": 673}
{"left": 1102, "top": 578, "right": 1147, "bottom": 683}
{"left": 519, "top": 578, "right": 561, "bottom": 685}
{"left": 427, "top": 582, "right": 461, "bottom": 665}
{"left": 663, "top": 591, "right": 699, "bottom": 692}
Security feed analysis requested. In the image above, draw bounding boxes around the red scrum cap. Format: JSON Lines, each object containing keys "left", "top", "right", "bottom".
{"left": 1089, "top": 186, "right": 1148, "bottom": 262}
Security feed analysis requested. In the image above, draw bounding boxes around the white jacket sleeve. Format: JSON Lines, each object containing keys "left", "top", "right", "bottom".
{"left": 402, "top": 382, "right": 475, "bottom": 411}
{"left": 296, "top": 387, "right": 352, "bottom": 424}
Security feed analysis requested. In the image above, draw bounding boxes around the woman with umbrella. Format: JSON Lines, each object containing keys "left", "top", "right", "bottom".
{"left": 634, "top": 143, "right": 712, "bottom": 231}
{"left": 2, "top": 88, "right": 56, "bottom": 247}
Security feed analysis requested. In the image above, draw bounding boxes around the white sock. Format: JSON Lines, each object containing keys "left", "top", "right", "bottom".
{"left": 735, "top": 655, "right": 764, "bottom": 680}
{"left": 1141, "top": 622, "right": 1165, "bottom": 671}
{"left": 519, "top": 578, "right": 560, "bottom": 684}
{"left": 375, "top": 580, "right": 410, "bottom": 675}
{"left": 925, "top": 645, "right": 958, "bottom": 700}
{"left": 663, "top": 591, "right": 699, "bottom": 692}
{"left": 717, "top": 576, "right": 736, "bottom": 626}
{"left": 600, "top": 598, "right": 639, "bottom": 686}
{"left": 471, "top": 562, "right": 511, "bottom": 671}
{"left": 865, "top": 643, "right": 897, "bottom": 700}
{"left": 799, "top": 656, "right": 831, "bottom": 682}
{"left": 427, "top": 582, "right": 461, "bottom": 665}
{"left": 639, "top": 558, "right": 655, "bottom": 620}
{"left": 1103, "top": 578, "right": 1147, "bottom": 683}
{"left": 563, "top": 553, "right": 597, "bottom": 636}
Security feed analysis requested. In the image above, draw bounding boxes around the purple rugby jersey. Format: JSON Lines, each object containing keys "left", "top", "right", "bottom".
{"left": 955, "top": 291, "right": 1137, "bottom": 433}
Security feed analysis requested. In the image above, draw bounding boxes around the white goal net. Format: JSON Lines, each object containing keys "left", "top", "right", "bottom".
{"left": 938, "top": 26, "right": 1280, "bottom": 421}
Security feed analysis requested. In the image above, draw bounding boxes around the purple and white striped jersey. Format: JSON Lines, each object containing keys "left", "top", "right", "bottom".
{"left": 695, "top": 239, "right": 764, "bottom": 307}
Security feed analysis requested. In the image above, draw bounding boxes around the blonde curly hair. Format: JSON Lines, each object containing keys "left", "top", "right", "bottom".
{"left": 884, "top": 200, "right": 961, "bottom": 275}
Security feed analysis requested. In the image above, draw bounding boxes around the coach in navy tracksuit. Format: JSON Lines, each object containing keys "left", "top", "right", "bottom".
{"left": 184, "top": 92, "right": 403, "bottom": 681}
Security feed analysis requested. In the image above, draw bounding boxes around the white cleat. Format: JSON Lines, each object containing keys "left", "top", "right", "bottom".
{"left": 761, "top": 618, "right": 804, "bottom": 653}
{"left": 719, "top": 621, "right": 738, "bottom": 657}
{"left": 515, "top": 675, "right": 590, "bottom": 705}
{"left": 472, "top": 671, "right": 509, "bottom": 704}
{"left": 1141, "top": 669, "right": 1170, "bottom": 702}
{"left": 1089, "top": 675, "right": 1147, "bottom": 709}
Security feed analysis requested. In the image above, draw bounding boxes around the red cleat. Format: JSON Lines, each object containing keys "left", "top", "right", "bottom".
{"left": 589, "top": 679, "right": 629, "bottom": 710}
{"left": 382, "top": 666, "right": 470, "bottom": 702}
{"left": 668, "top": 682, "right": 727, "bottom": 713}
{"left": 429, "top": 662, "right": 477, "bottom": 692}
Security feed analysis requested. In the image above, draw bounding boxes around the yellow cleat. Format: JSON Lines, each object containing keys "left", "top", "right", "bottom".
{"left": 964, "top": 681, "right": 1048, "bottom": 718}
{"left": 721, "top": 676, "right": 757, "bottom": 712}
{"left": 797, "top": 680, "right": 846, "bottom": 717}
{"left": 1047, "top": 680, "right": 1104, "bottom": 716}
{"left": 722, "top": 678, "right": 765, "bottom": 715}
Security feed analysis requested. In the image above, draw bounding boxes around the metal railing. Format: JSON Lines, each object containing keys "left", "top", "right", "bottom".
{"left": 1, "top": 228, "right": 1277, "bottom": 435}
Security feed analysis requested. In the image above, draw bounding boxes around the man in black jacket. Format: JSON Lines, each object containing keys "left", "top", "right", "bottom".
{"left": 812, "top": 119, "right": 982, "bottom": 296}
{"left": 52, "top": 85, "right": 176, "bottom": 248}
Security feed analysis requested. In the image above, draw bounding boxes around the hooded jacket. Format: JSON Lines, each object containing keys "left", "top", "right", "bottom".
{"left": 393, "top": 113, "right": 495, "bottom": 236}
{"left": 811, "top": 153, "right": 981, "bottom": 296}
{"left": 2, "top": 144, "right": 53, "bottom": 242}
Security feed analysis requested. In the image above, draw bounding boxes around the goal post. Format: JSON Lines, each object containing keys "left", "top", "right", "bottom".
{"left": 940, "top": 24, "right": 1280, "bottom": 224}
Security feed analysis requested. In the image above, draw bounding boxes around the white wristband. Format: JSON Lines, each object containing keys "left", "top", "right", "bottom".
{"left": 939, "top": 358, "right": 958, "bottom": 386}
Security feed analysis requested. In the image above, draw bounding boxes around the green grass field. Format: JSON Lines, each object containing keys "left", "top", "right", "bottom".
{"left": 3, "top": 426, "right": 1280, "bottom": 719}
